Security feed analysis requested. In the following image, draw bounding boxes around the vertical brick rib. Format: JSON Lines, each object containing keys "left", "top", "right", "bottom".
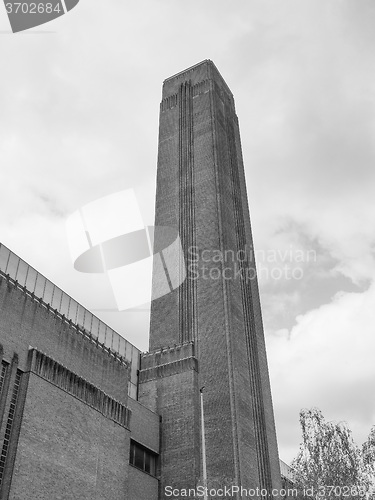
{"left": 178, "top": 81, "right": 197, "bottom": 344}
{"left": 225, "top": 111, "right": 273, "bottom": 495}
{"left": 210, "top": 84, "right": 241, "bottom": 489}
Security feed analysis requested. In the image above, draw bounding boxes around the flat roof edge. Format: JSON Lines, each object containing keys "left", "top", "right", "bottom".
{"left": 163, "top": 59, "right": 234, "bottom": 97}
{"left": 163, "top": 59, "right": 210, "bottom": 83}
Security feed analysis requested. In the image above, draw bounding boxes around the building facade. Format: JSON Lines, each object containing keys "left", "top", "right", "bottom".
{"left": 0, "top": 244, "right": 159, "bottom": 499}
{"left": 0, "top": 61, "right": 282, "bottom": 499}
{"left": 140, "top": 60, "right": 281, "bottom": 495}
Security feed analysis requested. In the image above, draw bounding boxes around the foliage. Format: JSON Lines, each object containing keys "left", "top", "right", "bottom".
{"left": 362, "top": 426, "right": 375, "bottom": 499}
{"left": 291, "top": 408, "right": 374, "bottom": 499}
{"left": 362, "top": 426, "right": 375, "bottom": 468}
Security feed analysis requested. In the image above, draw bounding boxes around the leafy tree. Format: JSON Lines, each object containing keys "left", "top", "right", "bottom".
{"left": 291, "top": 408, "right": 370, "bottom": 499}
{"left": 362, "top": 426, "right": 375, "bottom": 468}
{"left": 362, "top": 426, "right": 375, "bottom": 498}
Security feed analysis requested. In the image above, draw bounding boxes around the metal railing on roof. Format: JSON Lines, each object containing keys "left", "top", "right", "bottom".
{"left": 0, "top": 242, "right": 139, "bottom": 399}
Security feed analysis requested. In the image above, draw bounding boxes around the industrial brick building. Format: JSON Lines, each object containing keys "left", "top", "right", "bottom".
{"left": 0, "top": 61, "right": 290, "bottom": 499}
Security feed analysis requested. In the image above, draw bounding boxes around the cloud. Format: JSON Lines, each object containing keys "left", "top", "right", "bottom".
{"left": 1, "top": 0, "right": 375, "bottom": 464}
{"left": 267, "top": 281, "right": 375, "bottom": 463}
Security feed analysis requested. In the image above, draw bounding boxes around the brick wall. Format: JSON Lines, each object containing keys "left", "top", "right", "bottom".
{"left": 9, "top": 373, "right": 130, "bottom": 500}
{"left": 0, "top": 277, "right": 129, "bottom": 402}
{"left": 128, "top": 464, "right": 159, "bottom": 500}
{"left": 148, "top": 60, "right": 282, "bottom": 496}
{"left": 0, "top": 274, "right": 159, "bottom": 499}
{"left": 139, "top": 344, "right": 201, "bottom": 497}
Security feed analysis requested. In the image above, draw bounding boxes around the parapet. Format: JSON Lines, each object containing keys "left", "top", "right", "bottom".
{"left": 139, "top": 341, "right": 198, "bottom": 382}
{"left": 162, "top": 59, "right": 235, "bottom": 110}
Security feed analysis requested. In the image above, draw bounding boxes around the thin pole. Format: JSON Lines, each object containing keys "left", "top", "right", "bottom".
{"left": 200, "top": 387, "right": 208, "bottom": 500}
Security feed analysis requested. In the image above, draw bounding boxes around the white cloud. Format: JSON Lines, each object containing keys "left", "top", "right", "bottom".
{"left": 1, "top": 0, "right": 375, "bottom": 464}
{"left": 267, "top": 281, "right": 375, "bottom": 463}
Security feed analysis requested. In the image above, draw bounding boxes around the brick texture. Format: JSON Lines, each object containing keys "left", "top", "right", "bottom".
{"left": 9, "top": 374, "right": 129, "bottom": 500}
{"left": 146, "top": 60, "right": 282, "bottom": 497}
{"left": 0, "top": 275, "right": 159, "bottom": 499}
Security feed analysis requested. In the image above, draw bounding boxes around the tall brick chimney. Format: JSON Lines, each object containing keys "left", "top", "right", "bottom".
{"left": 139, "top": 60, "right": 281, "bottom": 498}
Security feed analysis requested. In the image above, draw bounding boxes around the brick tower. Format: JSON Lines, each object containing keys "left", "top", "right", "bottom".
{"left": 139, "top": 60, "right": 281, "bottom": 497}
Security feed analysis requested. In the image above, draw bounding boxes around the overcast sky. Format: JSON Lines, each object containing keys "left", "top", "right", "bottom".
{"left": 1, "top": 0, "right": 375, "bottom": 465}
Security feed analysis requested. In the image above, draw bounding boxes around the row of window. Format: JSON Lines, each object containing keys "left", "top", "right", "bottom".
{"left": 129, "top": 440, "right": 157, "bottom": 476}
{"left": 0, "top": 368, "right": 22, "bottom": 485}
{"left": 0, "top": 363, "right": 158, "bottom": 480}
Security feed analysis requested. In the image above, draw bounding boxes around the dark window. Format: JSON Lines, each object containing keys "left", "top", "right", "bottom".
{"left": 129, "top": 440, "right": 157, "bottom": 476}
{"left": 134, "top": 445, "right": 144, "bottom": 469}
{"left": 144, "top": 453, "right": 151, "bottom": 473}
